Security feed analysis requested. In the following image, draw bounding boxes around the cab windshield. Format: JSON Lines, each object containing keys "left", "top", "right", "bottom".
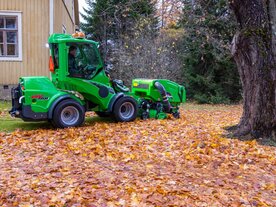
{"left": 67, "top": 43, "right": 100, "bottom": 79}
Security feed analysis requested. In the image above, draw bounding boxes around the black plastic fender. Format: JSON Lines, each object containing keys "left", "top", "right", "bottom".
{"left": 107, "top": 92, "right": 124, "bottom": 112}
{"left": 47, "top": 95, "right": 71, "bottom": 119}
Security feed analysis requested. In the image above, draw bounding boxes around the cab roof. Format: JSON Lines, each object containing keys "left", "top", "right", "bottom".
{"left": 48, "top": 33, "right": 99, "bottom": 46}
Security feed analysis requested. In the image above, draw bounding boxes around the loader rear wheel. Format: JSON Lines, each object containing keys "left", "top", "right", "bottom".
{"left": 51, "top": 99, "right": 85, "bottom": 128}
{"left": 113, "top": 96, "right": 137, "bottom": 122}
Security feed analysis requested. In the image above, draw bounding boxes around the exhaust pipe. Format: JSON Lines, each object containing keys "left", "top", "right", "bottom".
{"left": 19, "top": 96, "right": 25, "bottom": 104}
{"left": 154, "top": 81, "right": 172, "bottom": 113}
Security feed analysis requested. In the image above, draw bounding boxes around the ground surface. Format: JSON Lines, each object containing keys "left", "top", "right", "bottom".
{"left": 0, "top": 102, "right": 275, "bottom": 206}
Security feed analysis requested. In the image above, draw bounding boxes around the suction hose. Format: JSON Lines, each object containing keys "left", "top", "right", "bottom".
{"left": 154, "top": 81, "right": 172, "bottom": 113}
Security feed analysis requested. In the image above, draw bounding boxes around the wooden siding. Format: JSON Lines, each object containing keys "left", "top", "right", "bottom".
{"left": 74, "top": 0, "right": 80, "bottom": 26}
{"left": 64, "top": 0, "right": 75, "bottom": 22}
{"left": 0, "top": 0, "right": 79, "bottom": 85}
{"left": 54, "top": 0, "right": 76, "bottom": 34}
{"left": 0, "top": 0, "right": 49, "bottom": 84}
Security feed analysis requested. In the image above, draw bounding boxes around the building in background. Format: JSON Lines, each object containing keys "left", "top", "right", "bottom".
{"left": 0, "top": 0, "right": 79, "bottom": 99}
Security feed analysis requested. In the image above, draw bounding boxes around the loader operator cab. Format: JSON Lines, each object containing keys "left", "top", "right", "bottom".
{"left": 67, "top": 43, "right": 100, "bottom": 79}
{"left": 48, "top": 33, "right": 130, "bottom": 93}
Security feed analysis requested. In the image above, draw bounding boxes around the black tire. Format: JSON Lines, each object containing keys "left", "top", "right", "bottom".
{"left": 173, "top": 111, "right": 180, "bottom": 119}
{"left": 95, "top": 111, "right": 111, "bottom": 117}
{"left": 113, "top": 96, "right": 138, "bottom": 122}
{"left": 141, "top": 111, "right": 149, "bottom": 120}
{"left": 51, "top": 99, "right": 85, "bottom": 128}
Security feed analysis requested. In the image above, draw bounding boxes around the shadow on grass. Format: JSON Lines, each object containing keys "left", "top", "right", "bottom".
{"left": 224, "top": 125, "right": 276, "bottom": 147}
{"left": 0, "top": 118, "right": 53, "bottom": 132}
{"left": 0, "top": 115, "right": 116, "bottom": 132}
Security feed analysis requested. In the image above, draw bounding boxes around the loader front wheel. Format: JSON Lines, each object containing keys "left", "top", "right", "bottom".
{"left": 52, "top": 99, "right": 85, "bottom": 128}
{"left": 113, "top": 97, "right": 137, "bottom": 122}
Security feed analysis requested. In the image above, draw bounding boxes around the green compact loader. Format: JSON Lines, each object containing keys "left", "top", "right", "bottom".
{"left": 9, "top": 32, "right": 186, "bottom": 128}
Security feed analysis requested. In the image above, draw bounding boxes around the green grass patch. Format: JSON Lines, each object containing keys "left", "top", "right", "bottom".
{"left": 0, "top": 118, "right": 53, "bottom": 132}
{"left": 0, "top": 100, "right": 10, "bottom": 113}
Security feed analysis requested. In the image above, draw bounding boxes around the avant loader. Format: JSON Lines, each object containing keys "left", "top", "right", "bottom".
{"left": 10, "top": 32, "right": 186, "bottom": 128}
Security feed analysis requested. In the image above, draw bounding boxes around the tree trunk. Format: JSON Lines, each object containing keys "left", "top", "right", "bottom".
{"left": 230, "top": 0, "right": 276, "bottom": 140}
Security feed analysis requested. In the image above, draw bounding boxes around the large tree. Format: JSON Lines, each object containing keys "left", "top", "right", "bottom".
{"left": 230, "top": 0, "right": 276, "bottom": 139}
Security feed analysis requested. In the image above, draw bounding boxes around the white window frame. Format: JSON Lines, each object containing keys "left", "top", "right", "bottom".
{"left": 0, "top": 11, "right": 22, "bottom": 61}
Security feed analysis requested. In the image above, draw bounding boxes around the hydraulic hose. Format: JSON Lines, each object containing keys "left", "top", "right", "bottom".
{"left": 154, "top": 81, "right": 172, "bottom": 113}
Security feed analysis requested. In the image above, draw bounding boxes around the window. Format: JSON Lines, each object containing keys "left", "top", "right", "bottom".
{"left": 67, "top": 43, "right": 100, "bottom": 79}
{"left": 50, "top": 43, "right": 59, "bottom": 69}
{"left": 0, "top": 12, "right": 22, "bottom": 61}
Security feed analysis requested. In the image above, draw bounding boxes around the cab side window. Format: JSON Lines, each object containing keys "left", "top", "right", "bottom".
{"left": 51, "top": 44, "right": 59, "bottom": 69}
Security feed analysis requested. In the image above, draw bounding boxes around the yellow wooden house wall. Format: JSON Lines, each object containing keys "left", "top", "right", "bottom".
{"left": 0, "top": 0, "right": 78, "bottom": 85}
{"left": 54, "top": 0, "right": 76, "bottom": 33}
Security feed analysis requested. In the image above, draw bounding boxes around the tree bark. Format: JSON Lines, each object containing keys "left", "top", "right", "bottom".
{"left": 269, "top": 0, "right": 276, "bottom": 60}
{"left": 230, "top": 0, "right": 276, "bottom": 140}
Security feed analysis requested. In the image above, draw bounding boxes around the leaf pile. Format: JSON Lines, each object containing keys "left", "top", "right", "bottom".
{"left": 0, "top": 105, "right": 275, "bottom": 206}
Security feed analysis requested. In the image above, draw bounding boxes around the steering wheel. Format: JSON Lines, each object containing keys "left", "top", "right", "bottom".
{"left": 83, "top": 65, "right": 97, "bottom": 79}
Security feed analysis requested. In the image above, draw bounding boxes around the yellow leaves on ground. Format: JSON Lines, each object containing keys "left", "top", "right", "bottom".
{"left": 0, "top": 105, "right": 276, "bottom": 206}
